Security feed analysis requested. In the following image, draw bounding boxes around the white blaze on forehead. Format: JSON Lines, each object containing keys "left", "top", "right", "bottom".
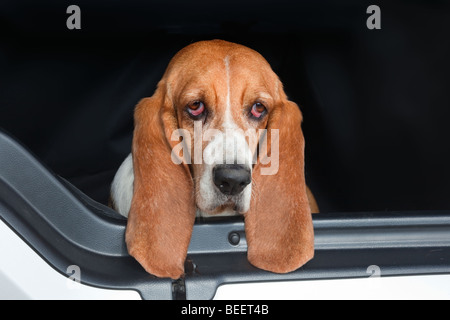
{"left": 194, "top": 55, "right": 253, "bottom": 216}
{"left": 218, "top": 55, "right": 252, "bottom": 165}
{"left": 223, "top": 56, "right": 238, "bottom": 130}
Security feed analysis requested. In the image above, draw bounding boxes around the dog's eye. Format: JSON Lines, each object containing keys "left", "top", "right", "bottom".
{"left": 187, "top": 101, "right": 206, "bottom": 118}
{"left": 250, "top": 102, "right": 267, "bottom": 119}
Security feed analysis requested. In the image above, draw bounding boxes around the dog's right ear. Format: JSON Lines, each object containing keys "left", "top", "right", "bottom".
{"left": 126, "top": 86, "right": 196, "bottom": 279}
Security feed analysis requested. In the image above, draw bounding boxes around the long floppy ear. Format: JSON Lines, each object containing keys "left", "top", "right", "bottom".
{"left": 125, "top": 88, "right": 196, "bottom": 279}
{"left": 245, "top": 100, "right": 314, "bottom": 273}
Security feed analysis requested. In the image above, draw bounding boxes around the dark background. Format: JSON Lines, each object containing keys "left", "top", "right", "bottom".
{"left": 0, "top": 0, "right": 449, "bottom": 213}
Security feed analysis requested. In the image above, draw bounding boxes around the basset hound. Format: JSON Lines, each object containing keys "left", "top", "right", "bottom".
{"left": 111, "top": 40, "right": 318, "bottom": 279}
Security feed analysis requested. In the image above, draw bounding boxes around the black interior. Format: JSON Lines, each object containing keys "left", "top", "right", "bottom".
{"left": 1, "top": 1, "right": 450, "bottom": 213}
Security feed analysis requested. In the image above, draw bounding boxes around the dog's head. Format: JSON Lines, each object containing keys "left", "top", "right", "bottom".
{"left": 165, "top": 40, "right": 284, "bottom": 216}
{"left": 126, "top": 40, "right": 314, "bottom": 279}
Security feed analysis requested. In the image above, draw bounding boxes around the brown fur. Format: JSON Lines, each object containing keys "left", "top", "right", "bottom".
{"left": 245, "top": 101, "right": 314, "bottom": 273}
{"left": 126, "top": 93, "right": 196, "bottom": 279}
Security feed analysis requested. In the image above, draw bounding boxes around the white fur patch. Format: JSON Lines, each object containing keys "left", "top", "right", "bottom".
{"left": 193, "top": 56, "right": 253, "bottom": 216}
{"left": 110, "top": 153, "right": 134, "bottom": 217}
{"left": 223, "top": 56, "right": 238, "bottom": 131}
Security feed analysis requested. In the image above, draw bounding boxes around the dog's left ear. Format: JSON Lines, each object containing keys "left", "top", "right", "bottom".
{"left": 245, "top": 100, "right": 314, "bottom": 274}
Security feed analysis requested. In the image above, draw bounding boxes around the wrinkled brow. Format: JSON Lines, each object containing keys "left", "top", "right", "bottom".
{"left": 181, "top": 90, "right": 205, "bottom": 101}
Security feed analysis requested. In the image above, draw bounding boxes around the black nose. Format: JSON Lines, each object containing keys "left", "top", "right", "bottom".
{"left": 213, "top": 164, "right": 251, "bottom": 196}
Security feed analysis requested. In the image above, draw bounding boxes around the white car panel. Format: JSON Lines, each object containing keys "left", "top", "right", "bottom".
{"left": 214, "top": 273, "right": 450, "bottom": 300}
{"left": 0, "top": 220, "right": 141, "bottom": 300}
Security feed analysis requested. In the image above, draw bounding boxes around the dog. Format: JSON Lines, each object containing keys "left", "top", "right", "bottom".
{"left": 111, "top": 40, "right": 317, "bottom": 279}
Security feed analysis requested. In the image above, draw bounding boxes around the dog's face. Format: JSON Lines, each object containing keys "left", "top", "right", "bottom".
{"left": 164, "top": 41, "right": 282, "bottom": 216}
{"left": 124, "top": 40, "right": 314, "bottom": 279}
